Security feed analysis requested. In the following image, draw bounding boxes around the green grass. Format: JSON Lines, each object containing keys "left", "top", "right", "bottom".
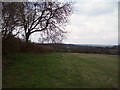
{"left": 3, "top": 53, "right": 118, "bottom": 88}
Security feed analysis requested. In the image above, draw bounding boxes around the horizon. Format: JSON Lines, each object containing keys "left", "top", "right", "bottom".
{"left": 34, "top": 41, "right": 118, "bottom": 46}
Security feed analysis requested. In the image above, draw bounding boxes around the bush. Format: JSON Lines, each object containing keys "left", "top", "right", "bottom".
{"left": 2, "top": 37, "right": 22, "bottom": 55}
{"left": 2, "top": 37, "right": 55, "bottom": 54}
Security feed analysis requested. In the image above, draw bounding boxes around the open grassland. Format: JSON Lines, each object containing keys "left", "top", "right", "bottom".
{"left": 3, "top": 53, "right": 118, "bottom": 88}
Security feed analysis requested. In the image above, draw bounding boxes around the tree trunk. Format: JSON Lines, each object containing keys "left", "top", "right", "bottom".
{"left": 25, "top": 33, "right": 30, "bottom": 42}
{"left": 24, "top": 33, "right": 30, "bottom": 52}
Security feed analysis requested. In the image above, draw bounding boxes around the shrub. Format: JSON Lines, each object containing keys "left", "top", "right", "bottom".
{"left": 2, "top": 37, "right": 22, "bottom": 55}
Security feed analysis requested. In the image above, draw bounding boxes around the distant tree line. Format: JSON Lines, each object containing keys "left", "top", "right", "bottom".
{"left": 36, "top": 43, "right": 119, "bottom": 55}
{"left": 2, "top": 37, "right": 119, "bottom": 55}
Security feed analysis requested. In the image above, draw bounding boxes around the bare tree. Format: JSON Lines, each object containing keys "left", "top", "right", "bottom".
{"left": 20, "top": 1, "right": 72, "bottom": 42}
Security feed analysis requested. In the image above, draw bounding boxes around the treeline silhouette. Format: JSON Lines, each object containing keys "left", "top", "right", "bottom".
{"left": 3, "top": 37, "right": 119, "bottom": 55}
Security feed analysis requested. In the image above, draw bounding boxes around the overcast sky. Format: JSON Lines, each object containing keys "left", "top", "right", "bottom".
{"left": 63, "top": 1, "right": 118, "bottom": 45}
{"left": 31, "top": 0, "right": 118, "bottom": 45}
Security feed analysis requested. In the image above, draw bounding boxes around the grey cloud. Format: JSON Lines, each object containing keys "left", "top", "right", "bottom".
{"left": 74, "top": 2, "right": 117, "bottom": 16}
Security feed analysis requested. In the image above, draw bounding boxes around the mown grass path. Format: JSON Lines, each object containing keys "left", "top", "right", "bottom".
{"left": 3, "top": 53, "right": 118, "bottom": 88}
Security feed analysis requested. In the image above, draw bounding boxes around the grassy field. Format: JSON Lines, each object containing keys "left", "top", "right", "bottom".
{"left": 3, "top": 53, "right": 118, "bottom": 88}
